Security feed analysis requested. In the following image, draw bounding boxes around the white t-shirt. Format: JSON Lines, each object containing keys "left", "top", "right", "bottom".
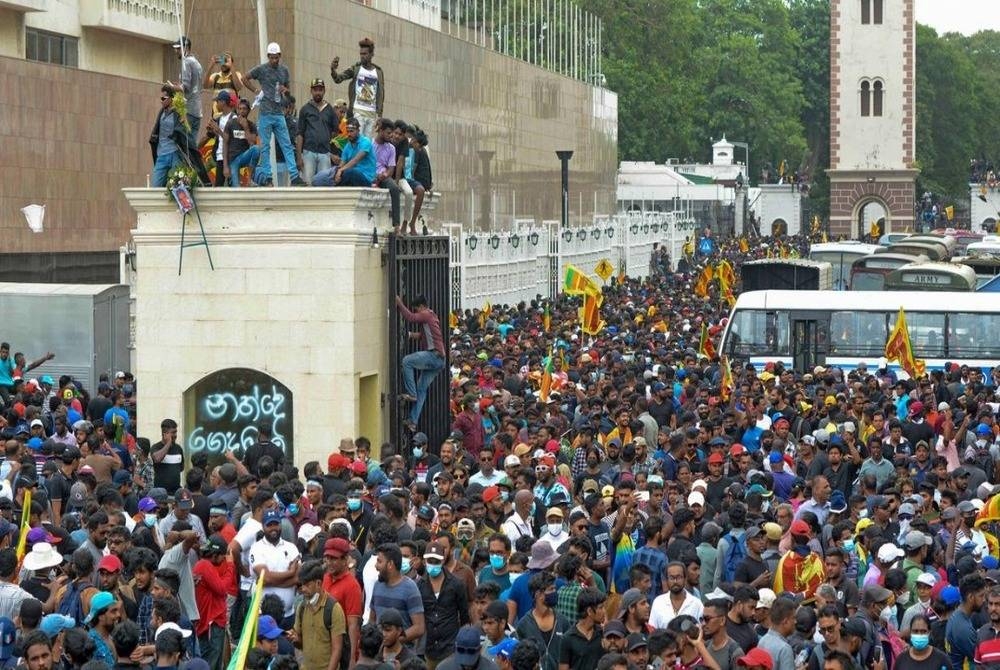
{"left": 234, "top": 518, "right": 262, "bottom": 591}
{"left": 353, "top": 65, "right": 378, "bottom": 115}
{"left": 248, "top": 537, "right": 300, "bottom": 617}
{"left": 215, "top": 112, "right": 234, "bottom": 161}
{"left": 361, "top": 554, "right": 379, "bottom": 625}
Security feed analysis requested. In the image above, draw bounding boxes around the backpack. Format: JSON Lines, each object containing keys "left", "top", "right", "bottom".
{"left": 721, "top": 531, "right": 748, "bottom": 582}
{"left": 57, "top": 579, "right": 94, "bottom": 624}
{"left": 297, "top": 596, "right": 349, "bottom": 670}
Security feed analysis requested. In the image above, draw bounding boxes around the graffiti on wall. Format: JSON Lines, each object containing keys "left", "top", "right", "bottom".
{"left": 183, "top": 368, "right": 293, "bottom": 464}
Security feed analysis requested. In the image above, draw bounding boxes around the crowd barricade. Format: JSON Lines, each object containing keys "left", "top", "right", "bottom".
{"left": 444, "top": 211, "right": 697, "bottom": 311}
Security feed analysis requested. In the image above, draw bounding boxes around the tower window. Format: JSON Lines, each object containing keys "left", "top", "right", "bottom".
{"left": 873, "top": 81, "right": 884, "bottom": 116}
{"left": 861, "top": 0, "right": 882, "bottom": 24}
{"left": 860, "top": 81, "right": 871, "bottom": 117}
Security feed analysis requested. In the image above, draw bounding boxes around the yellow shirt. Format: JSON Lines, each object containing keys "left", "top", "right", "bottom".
{"left": 294, "top": 592, "right": 347, "bottom": 670}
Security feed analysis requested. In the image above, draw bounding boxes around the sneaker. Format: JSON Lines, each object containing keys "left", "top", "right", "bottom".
{"left": 290, "top": 176, "right": 307, "bottom": 186}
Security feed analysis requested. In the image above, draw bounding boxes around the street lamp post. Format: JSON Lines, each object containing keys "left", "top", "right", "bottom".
{"left": 556, "top": 150, "right": 573, "bottom": 228}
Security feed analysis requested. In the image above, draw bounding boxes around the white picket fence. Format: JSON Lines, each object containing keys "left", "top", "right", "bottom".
{"left": 443, "top": 211, "right": 698, "bottom": 310}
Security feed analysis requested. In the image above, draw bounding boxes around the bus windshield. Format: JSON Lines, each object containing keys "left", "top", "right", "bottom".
{"left": 809, "top": 252, "right": 860, "bottom": 290}
{"left": 850, "top": 270, "right": 886, "bottom": 291}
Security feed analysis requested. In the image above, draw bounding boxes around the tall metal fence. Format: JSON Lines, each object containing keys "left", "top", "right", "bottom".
{"left": 443, "top": 211, "right": 697, "bottom": 310}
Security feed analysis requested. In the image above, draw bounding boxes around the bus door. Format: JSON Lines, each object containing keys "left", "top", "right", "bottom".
{"left": 792, "top": 313, "right": 829, "bottom": 373}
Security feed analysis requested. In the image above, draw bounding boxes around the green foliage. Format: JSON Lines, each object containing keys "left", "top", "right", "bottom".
{"left": 583, "top": 0, "right": 1000, "bottom": 216}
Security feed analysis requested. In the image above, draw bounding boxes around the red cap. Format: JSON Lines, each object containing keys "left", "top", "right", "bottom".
{"left": 729, "top": 444, "right": 747, "bottom": 457}
{"left": 324, "top": 537, "right": 351, "bottom": 558}
{"left": 538, "top": 454, "right": 556, "bottom": 468}
{"left": 737, "top": 648, "right": 774, "bottom": 670}
{"left": 350, "top": 461, "right": 367, "bottom": 475}
{"left": 483, "top": 485, "right": 501, "bottom": 503}
{"left": 545, "top": 439, "right": 560, "bottom": 454}
{"left": 707, "top": 453, "right": 724, "bottom": 465}
{"left": 98, "top": 554, "right": 123, "bottom": 573}
{"left": 328, "top": 453, "right": 348, "bottom": 471}
{"left": 790, "top": 519, "right": 811, "bottom": 536}
{"left": 773, "top": 417, "right": 790, "bottom": 429}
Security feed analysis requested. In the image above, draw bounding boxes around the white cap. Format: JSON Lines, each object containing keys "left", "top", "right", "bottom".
{"left": 155, "top": 622, "right": 192, "bottom": 639}
{"left": 877, "top": 543, "right": 905, "bottom": 564}
{"left": 756, "top": 588, "right": 776, "bottom": 609}
{"left": 691, "top": 479, "right": 708, "bottom": 492}
{"left": 687, "top": 491, "right": 705, "bottom": 507}
{"left": 916, "top": 572, "right": 938, "bottom": 587}
{"left": 504, "top": 455, "right": 521, "bottom": 468}
{"left": 266, "top": 42, "right": 281, "bottom": 55}
{"left": 297, "top": 523, "right": 322, "bottom": 544}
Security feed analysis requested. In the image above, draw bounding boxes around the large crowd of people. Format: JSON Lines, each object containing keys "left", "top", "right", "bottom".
{"left": 1, "top": 233, "right": 999, "bottom": 670}
{"left": 151, "top": 36, "right": 433, "bottom": 235}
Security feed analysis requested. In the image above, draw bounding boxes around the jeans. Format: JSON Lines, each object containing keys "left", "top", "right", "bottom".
{"left": 312, "top": 166, "right": 370, "bottom": 187}
{"left": 186, "top": 114, "right": 202, "bottom": 151}
{"left": 275, "top": 163, "right": 290, "bottom": 187}
{"left": 257, "top": 113, "right": 300, "bottom": 180}
{"left": 152, "top": 151, "right": 184, "bottom": 187}
{"left": 302, "top": 150, "right": 332, "bottom": 185}
{"left": 377, "top": 176, "right": 402, "bottom": 227}
{"left": 356, "top": 111, "right": 376, "bottom": 138}
{"left": 229, "top": 146, "right": 260, "bottom": 187}
{"left": 198, "top": 624, "right": 225, "bottom": 670}
{"left": 402, "top": 350, "right": 445, "bottom": 424}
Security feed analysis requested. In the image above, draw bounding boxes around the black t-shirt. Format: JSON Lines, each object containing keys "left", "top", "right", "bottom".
{"left": 152, "top": 442, "right": 184, "bottom": 494}
{"left": 649, "top": 398, "right": 675, "bottom": 428}
{"left": 734, "top": 555, "right": 769, "bottom": 585}
{"left": 727, "top": 619, "right": 757, "bottom": 652}
{"left": 666, "top": 535, "right": 696, "bottom": 562}
{"left": 893, "top": 648, "right": 953, "bottom": 670}
{"left": 244, "top": 440, "right": 285, "bottom": 477}
{"left": 224, "top": 116, "right": 257, "bottom": 163}
{"left": 559, "top": 625, "right": 605, "bottom": 669}
{"left": 87, "top": 396, "right": 112, "bottom": 422}
{"left": 45, "top": 470, "right": 73, "bottom": 506}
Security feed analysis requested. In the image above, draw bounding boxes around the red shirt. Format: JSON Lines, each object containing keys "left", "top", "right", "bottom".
{"left": 217, "top": 522, "right": 237, "bottom": 545}
{"left": 193, "top": 558, "right": 237, "bottom": 635}
{"left": 322, "top": 569, "right": 363, "bottom": 617}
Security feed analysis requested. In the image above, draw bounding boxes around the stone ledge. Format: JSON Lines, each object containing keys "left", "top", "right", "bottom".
{"left": 124, "top": 187, "right": 390, "bottom": 213}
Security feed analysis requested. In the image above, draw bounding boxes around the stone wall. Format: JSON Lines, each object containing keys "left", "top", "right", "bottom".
{"left": 828, "top": 171, "right": 916, "bottom": 237}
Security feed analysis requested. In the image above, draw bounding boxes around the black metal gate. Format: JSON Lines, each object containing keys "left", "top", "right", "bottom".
{"left": 387, "top": 235, "right": 451, "bottom": 456}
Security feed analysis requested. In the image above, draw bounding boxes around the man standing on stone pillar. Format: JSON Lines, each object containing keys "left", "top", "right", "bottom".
{"left": 329, "top": 37, "right": 385, "bottom": 138}
{"left": 395, "top": 295, "right": 445, "bottom": 432}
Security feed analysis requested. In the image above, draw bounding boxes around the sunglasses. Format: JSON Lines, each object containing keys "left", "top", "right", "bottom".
{"left": 819, "top": 625, "right": 838, "bottom": 635}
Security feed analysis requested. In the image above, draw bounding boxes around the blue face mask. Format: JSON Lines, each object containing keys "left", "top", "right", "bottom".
{"left": 910, "top": 633, "right": 930, "bottom": 651}
{"left": 347, "top": 498, "right": 362, "bottom": 512}
{"left": 401, "top": 558, "right": 411, "bottom": 574}
{"left": 143, "top": 513, "right": 157, "bottom": 527}
{"left": 287, "top": 504, "right": 299, "bottom": 516}
{"left": 500, "top": 491, "right": 509, "bottom": 503}
{"left": 489, "top": 554, "right": 506, "bottom": 571}
{"left": 842, "top": 539, "right": 855, "bottom": 552}
{"left": 530, "top": 502, "right": 536, "bottom": 517}
{"left": 426, "top": 563, "right": 443, "bottom": 578}
{"left": 413, "top": 447, "right": 424, "bottom": 459}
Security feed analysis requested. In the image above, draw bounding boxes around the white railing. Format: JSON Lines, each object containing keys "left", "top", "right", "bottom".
{"left": 364, "top": 0, "right": 441, "bottom": 29}
{"left": 446, "top": 211, "right": 697, "bottom": 310}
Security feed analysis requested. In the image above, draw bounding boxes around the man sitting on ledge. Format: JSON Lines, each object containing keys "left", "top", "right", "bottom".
{"left": 312, "top": 117, "right": 375, "bottom": 187}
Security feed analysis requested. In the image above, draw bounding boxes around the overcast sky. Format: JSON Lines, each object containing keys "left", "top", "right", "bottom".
{"left": 915, "top": 0, "right": 1000, "bottom": 35}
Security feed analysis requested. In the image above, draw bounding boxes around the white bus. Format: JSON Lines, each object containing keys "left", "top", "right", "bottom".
{"left": 808, "top": 241, "right": 880, "bottom": 291}
{"left": 720, "top": 290, "right": 1000, "bottom": 376}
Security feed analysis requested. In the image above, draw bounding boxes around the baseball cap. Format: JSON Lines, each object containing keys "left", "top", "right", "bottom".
{"left": 454, "top": 626, "right": 483, "bottom": 666}
{"left": 513, "top": 443, "right": 531, "bottom": 456}
{"left": 504, "top": 454, "right": 521, "bottom": 468}
{"left": 603, "top": 620, "right": 627, "bottom": 638}
{"left": 687, "top": 491, "right": 705, "bottom": 507}
{"left": 324, "top": 537, "right": 351, "bottom": 558}
{"left": 940, "top": 585, "right": 962, "bottom": 607}
{"left": 297, "top": 524, "right": 322, "bottom": 544}
{"left": 378, "top": 607, "right": 405, "bottom": 629}
{"left": 174, "top": 488, "right": 194, "bottom": 510}
{"left": 40, "top": 614, "right": 75, "bottom": 640}
{"left": 84, "top": 591, "right": 116, "bottom": 624}
{"left": 488, "top": 638, "right": 518, "bottom": 660}
{"left": 256, "top": 615, "right": 284, "bottom": 640}
{"left": 841, "top": 617, "right": 868, "bottom": 638}
{"left": 138, "top": 496, "right": 158, "bottom": 513}
{"left": 756, "top": 589, "right": 776, "bottom": 609}
{"left": 266, "top": 42, "right": 281, "bottom": 55}
{"left": 424, "top": 541, "right": 447, "bottom": 562}
{"left": 29, "top": 419, "right": 43, "bottom": 429}
{"left": 201, "top": 534, "right": 229, "bottom": 556}
{"left": 708, "top": 453, "right": 724, "bottom": 465}
{"left": 789, "top": 519, "right": 810, "bottom": 536}
{"left": 310, "top": 78, "right": 325, "bottom": 88}
{"left": 902, "top": 530, "right": 932, "bottom": 551}
{"left": 763, "top": 522, "right": 783, "bottom": 541}
{"left": 456, "top": 518, "right": 475, "bottom": 533}
{"left": 627, "top": 633, "right": 648, "bottom": 652}
{"left": 155, "top": 622, "right": 192, "bottom": 639}
{"left": 737, "top": 648, "right": 774, "bottom": 670}
{"left": 862, "top": 584, "right": 892, "bottom": 604}
{"left": 916, "top": 572, "right": 937, "bottom": 587}
{"left": 482, "top": 486, "right": 501, "bottom": 503}
{"left": 877, "top": 544, "right": 905, "bottom": 563}
{"left": 98, "top": 554, "right": 123, "bottom": 573}
{"left": 262, "top": 509, "right": 284, "bottom": 526}
{"left": 171, "top": 36, "right": 192, "bottom": 48}
{"left": 412, "top": 432, "right": 428, "bottom": 445}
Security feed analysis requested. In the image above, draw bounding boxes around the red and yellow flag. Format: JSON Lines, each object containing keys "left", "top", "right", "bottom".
{"left": 448, "top": 310, "right": 459, "bottom": 330}
{"left": 774, "top": 551, "right": 825, "bottom": 600}
{"left": 539, "top": 348, "right": 554, "bottom": 402}
{"left": 693, "top": 265, "right": 714, "bottom": 299}
{"left": 542, "top": 304, "right": 551, "bottom": 333}
{"left": 720, "top": 355, "right": 734, "bottom": 402}
{"left": 738, "top": 237, "right": 749, "bottom": 253}
{"left": 884, "top": 307, "right": 926, "bottom": 379}
{"left": 579, "top": 293, "right": 605, "bottom": 336}
{"left": 698, "top": 322, "right": 717, "bottom": 360}
{"left": 478, "top": 301, "right": 492, "bottom": 330}
{"left": 564, "top": 265, "right": 601, "bottom": 297}
{"left": 717, "top": 260, "right": 736, "bottom": 308}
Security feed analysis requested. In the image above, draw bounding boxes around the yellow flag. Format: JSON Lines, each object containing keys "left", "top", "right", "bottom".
{"left": 738, "top": 237, "right": 749, "bottom": 253}
{"left": 15, "top": 489, "right": 30, "bottom": 562}
{"left": 448, "top": 311, "right": 459, "bottom": 330}
{"left": 945, "top": 206, "right": 955, "bottom": 221}
{"left": 227, "top": 570, "right": 266, "bottom": 670}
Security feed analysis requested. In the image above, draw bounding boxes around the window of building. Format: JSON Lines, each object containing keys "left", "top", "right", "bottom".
{"left": 26, "top": 28, "right": 78, "bottom": 67}
{"left": 873, "top": 80, "right": 884, "bottom": 116}
{"left": 873, "top": 0, "right": 883, "bottom": 24}
{"left": 860, "top": 80, "right": 871, "bottom": 117}
{"left": 861, "top": 0, "right": 870, "bottom": 24}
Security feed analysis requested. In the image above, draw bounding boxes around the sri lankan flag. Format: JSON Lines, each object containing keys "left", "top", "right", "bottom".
{"left": 698, "top": 322, "right": 717, "bottom": 360}
{"left": 564, "top": 265, "right": 601, "bottom": 297}
{"left": 448, "top": 311, "right": 459, "bottom": 329}
{"left": 693, "top": 265, "right": 713, "bottom": 298}
{"left": 720, "top": 355, "right": 734, "bottom": 401}
{"left": 884, "top": 307, "right": 926, "bottom": 379}
{"left": 738, "top": 237, "right": 749, "bottom": 253}
{"left": 227, "top": 570, "right": 266, "bottom": 670}
{"left": 15, "top": 489, "right": 30, "bottom": 563}
{"left": 717, "top": 260, "right": 736, "bottom": 308}
{"left": 542, "top": 304, "right": 551, "bottom": 333}
{"left": 540, "top": 348, "right": 554, "bottom": 402}
{"left": 580, "top": 293, "right": 605, "bottom": 336}
{"left": 773, "top": 550, "right": 825, "bottom": 601}
{"left": 478, "top": 301, "right": 492, "bottom": 330}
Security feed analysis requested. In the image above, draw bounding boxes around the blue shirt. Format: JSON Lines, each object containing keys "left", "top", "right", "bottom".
{"left": 505, "top": 569, "right": 540, "bottom": 621}
{"left": 370, "top": 576, "right": 424, "bottom": 629}
{"left": 341, "top": 135, "right": 377, "bottom": 183}
{"left": 946, "top": 608, "right": 977, "bottom": 669}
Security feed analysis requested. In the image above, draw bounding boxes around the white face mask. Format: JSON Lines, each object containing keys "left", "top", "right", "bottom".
{"left": 896, "top": 591, "right": 910, "bottom": 606}
{"left": 880, "top": 604, "right": 895, "bottom": 623}
{"left": 308, "top": 592, "right": 319, "bottom": 606}
{"left": 548, "top": 523, "right": 563, "bottom": 536}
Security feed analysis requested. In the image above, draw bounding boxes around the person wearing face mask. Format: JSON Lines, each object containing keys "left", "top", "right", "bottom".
{"left": 478, "top": 535, "right": 513, "bottom": 590}
{"left": 415, "top": 541, "right": 468, "bottom": 667}
{"left": 399, "top": 541, "right": 423, "bottom": 579}
{"left": 343, "top": 482, "right": 374, "bottom": 554}
{"left": 514, "top": 572, "right": 568, "bottom": 670}
{"left": 539, "top": 507, "right": 570, "bottom": 552}
{"left": 409, "top": 433, "right": 437, "bottom": 484}
{"left": 773, "top": 520, "right": 825, "bottom": 600}
{"left": 896, "top": 613, "right": 952, "bottom": 670}
{"left": 855, "top": 584, "right": 895, "bottom": 668}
